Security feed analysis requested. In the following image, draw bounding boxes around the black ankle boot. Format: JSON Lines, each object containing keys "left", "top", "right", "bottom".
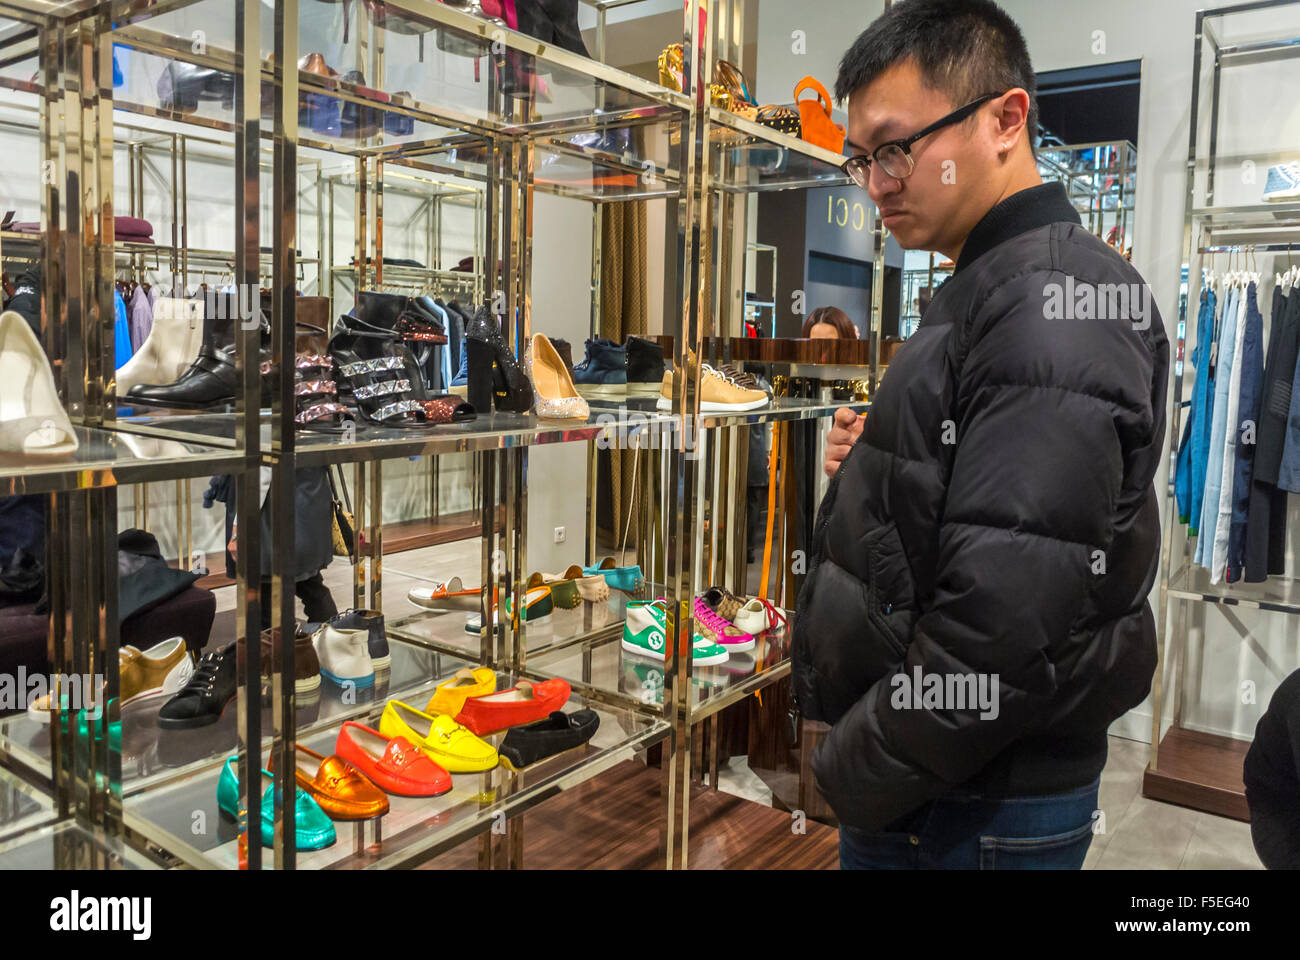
{"left": 464, "top": 304, "right": 532, "bottom": 413}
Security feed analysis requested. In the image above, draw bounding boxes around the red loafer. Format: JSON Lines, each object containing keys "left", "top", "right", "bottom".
{"left": 455, "top": 678, "right": 572, "bottom": 735}
{"left": 335, "top": 721, "right": 452, "bottom": 797}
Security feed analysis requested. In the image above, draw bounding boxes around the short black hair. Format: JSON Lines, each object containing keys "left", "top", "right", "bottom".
{"left": 835, "top": 0, "right": 1038, "bottom": 145}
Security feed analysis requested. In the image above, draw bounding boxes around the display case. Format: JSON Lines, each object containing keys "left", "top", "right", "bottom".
{"left": 1037, "top": 139, "right": 1137, "bottom": 255}
{"left": 0, "top": 0, "right": 865, "bottom": 870}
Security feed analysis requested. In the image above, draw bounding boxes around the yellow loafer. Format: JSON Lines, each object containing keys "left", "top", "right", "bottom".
{"left": 379, "top": 699, "right": 498, "bottom": 773}
{"left": 425, "top": 666, "right": 497, "bottom": 717}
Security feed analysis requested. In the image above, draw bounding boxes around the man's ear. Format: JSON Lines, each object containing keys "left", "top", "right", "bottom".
{"left": 993, "top": 88, "right": 1031, "bottom": 151}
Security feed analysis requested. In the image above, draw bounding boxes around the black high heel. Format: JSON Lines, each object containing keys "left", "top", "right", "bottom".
{"left": 464, "top": 305, "right": 533, "bottom": 413}
{"left": 465, "top": 337, "right": 495, "bottom": 414}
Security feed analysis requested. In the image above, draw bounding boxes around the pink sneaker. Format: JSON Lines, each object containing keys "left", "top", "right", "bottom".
{"left": 693, "top": 596, "right": 756, "bottom": 652}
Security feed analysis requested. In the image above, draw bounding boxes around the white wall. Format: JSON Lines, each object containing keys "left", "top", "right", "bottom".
{"left": 525, "top": 191, "right": 595, "bottom": 574}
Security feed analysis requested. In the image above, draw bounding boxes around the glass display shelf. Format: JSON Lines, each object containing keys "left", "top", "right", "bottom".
{"left": 388, "top": 588, "right": 637, "bottom": 661}
{"left": 1191, "top": 201, "right": 1300, "bottom": 229}
{"left": 0, "top": 761, "right": 55, "bottom": 845}
{"left": 704, "top": 107, "right": 849, "bottom": 193}
{"left": 114, "top": 406, "right": 679, "bottom": 462}
{"left": 1167, "top": 561, "right": 1300, "bottom": 615}
{"left": 0, "top": 638, "right": 465, "bottom": 800}
{"left": 528, "top": 614, "right": 793, "bottom": 723}
{"left": 121, "top": 660, "right": 668, "bottom": 869}
{"left": 100, "top": 0, "right": 690, "bottom": 146}
{"left": 529, "top": 131, "right": 683, "bottom": 202}
{"left": 0, "top": 818, "right": 159, "bottom": 870}
{"left": 0, "top": 425, "right": 246, "bottom": 496}
{"left": 585, "top": 395, "right": 870, "bottom": 429}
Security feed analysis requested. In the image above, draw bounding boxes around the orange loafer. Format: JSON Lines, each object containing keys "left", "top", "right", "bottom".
{"left": 274, "top": 743, "right": 390, "bottom": 821}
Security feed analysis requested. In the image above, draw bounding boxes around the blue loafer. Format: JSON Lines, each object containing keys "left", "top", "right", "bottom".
{"left": 581, "top": 557, "right": 644, "bottom": 594}
{"left": 216, "top": 757, "right": 337, "bottom": 850}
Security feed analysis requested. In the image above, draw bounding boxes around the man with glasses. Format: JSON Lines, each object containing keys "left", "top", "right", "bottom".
{"left": 796, "top": 0, "right": 1168, "bottom": 869}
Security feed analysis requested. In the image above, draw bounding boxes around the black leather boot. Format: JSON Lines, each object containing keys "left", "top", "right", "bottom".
{"left": 126, "top": 341, "right": 273, "bottom": 410}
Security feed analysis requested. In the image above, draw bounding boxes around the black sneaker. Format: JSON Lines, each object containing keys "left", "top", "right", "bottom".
{"left": 157, "top": 641, "right": 238, "bottom": 729}
{"left": 572, "top": 338, "right": 627, "bottom": 399}
{"left": 499, "top": 709, "right": 600, "bottom": 769}
{"left": 625, "top": 336, "right": 665, "bottom": 398}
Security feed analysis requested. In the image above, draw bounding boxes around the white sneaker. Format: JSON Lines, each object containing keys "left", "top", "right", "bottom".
{"left": 312, "top": 624, "right": 374, "bottom": 688}
{"left": 732, "top": 599, "right": 770, "bottom": 635}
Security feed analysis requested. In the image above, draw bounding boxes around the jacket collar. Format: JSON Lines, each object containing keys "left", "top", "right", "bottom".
{"left": 955, "top": 182, "right": 1081, "bottom": 273}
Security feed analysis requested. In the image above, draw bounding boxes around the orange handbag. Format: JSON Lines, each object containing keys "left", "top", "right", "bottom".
{"left": 794, "top": 76, "right": 846, "bottom": 154}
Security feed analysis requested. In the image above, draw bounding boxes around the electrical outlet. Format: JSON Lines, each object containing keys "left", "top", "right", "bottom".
{"left": 554, "top": 526, "right": 566, "bottom": 544}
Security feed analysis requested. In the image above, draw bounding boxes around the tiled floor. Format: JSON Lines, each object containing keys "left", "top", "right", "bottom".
{"left": 211, "top": 543, "right": 1263, "bottom": 870}
{"left": 713, "top": 736, "right": 1260, "bottom": 868}
{"left": 1085, "top": 736, "right": 1260, "bottom": 869}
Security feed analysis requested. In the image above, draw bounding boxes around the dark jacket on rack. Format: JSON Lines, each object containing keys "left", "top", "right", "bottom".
{"left": 793, "top": 183, "right": 1169, "bottom": 832}
{"left": 1245, "top": 286, "right": 1297, "bottom": 580}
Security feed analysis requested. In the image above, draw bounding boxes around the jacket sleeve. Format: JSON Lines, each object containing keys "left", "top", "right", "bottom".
{"left": 812, "top": 267, "right": 1157, "bottom": 831}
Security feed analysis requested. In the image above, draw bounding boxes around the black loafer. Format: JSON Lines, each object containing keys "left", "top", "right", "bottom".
{"left": 499, "top": 709, "right": 599, "bottom": 769}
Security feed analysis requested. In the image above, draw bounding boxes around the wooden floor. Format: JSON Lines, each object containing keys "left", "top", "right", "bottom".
{"left": 420, "top": 760, "right": 840, "bottom": 870}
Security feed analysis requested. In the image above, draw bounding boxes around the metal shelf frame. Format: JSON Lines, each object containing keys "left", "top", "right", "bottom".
{"left": 0, "top": 0, "right": 860, "bottom": 872}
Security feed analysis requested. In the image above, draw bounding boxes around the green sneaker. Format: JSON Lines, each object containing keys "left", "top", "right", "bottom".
{"left": 621, "top": 600, "right": 729, "bottom": 667}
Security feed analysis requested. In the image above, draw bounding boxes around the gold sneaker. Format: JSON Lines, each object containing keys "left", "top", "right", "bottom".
{"left": 655, "top": 358, "right": 769, "bottom": 413}
{"left": 120, "top": 637, "right": 194, "bottom": 707}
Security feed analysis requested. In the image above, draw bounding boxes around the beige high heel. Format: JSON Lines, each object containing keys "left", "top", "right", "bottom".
{"left": 528, "top": 333, "right": 590, "bottom": 420}
{"left": 0, "top": 310, "right": 78, "bottom": 457}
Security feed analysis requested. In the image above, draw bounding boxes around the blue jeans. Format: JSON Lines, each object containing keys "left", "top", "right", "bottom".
{"left": 838, "top": 778, "right": 1100, "bottom": 870}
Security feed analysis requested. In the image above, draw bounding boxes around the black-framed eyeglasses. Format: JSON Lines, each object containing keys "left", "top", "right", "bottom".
{"left": 841, "top": 93, "right": 1000, "bottom": 187}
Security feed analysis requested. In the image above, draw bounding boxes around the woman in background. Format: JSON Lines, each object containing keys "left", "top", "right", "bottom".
{"left": 801, "top": 306, "right": 860, "bottom": 340}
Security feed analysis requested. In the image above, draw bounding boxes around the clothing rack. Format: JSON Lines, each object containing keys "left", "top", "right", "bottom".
{"left": 1146, "top": 0, "right": 1300, "bottom": 822}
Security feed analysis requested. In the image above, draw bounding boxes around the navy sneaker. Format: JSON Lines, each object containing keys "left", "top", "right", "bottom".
{"left": 625, "top": 336, "right": 665, "bottom": 397}
{"left": 572, "top": 337, "right": 627, "bottom": 398}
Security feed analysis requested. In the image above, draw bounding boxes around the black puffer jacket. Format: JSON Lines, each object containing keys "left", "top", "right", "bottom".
{"left": 793, "top": 183, "right": 1169, "bottom": 831}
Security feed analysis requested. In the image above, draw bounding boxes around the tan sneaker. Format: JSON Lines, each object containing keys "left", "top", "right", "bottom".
{"left": 119, "top": 637, "right": 194, "bottom": 707}
{"left": 655, "top": 359, "right": 769, "bottom": 412}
